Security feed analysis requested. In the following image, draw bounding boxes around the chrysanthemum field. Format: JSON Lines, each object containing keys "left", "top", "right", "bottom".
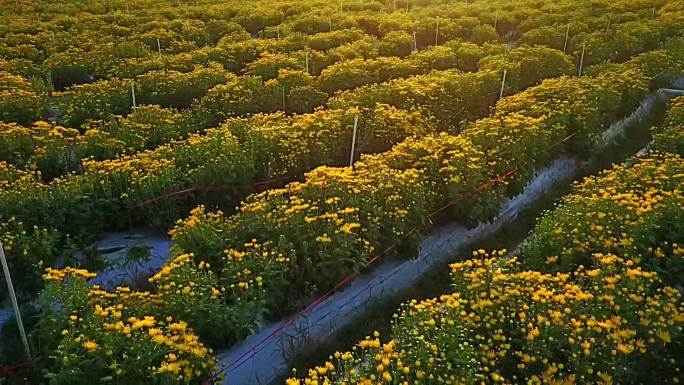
{"left": 0, "top": 0, "right": 682, "bottom": 384}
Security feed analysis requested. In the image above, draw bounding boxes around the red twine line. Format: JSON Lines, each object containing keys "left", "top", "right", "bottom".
{"left": 201, "top": 168, "right": 517, "bottom": 385}
{"left": 201, "top": 131, "right": 580, "bottom": 383}
{"left": 133, "top": 175, "right": 298, "bottom": 209}
{"left": 0, "top": 360, "right": 33, "bottom": 376}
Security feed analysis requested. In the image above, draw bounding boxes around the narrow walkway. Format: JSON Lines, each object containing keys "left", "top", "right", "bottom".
{"left": 216, "top": 156, "right": 579, "bottom": 385}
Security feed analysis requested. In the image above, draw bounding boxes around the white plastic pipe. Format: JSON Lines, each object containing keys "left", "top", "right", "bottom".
{"left": 349, "top": 115, "right": 359, "bottom": 167}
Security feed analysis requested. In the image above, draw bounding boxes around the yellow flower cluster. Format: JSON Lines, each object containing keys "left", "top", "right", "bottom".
{"left": 522, "top": 151, "right": 683, "bottom": 284}
{"left": 169, "top": 49, "right": 681, "bottom": 347}
{"left": 43, "top": 266, "right": 97, "bottom": 281}
{"left": 652, "top": 95, "right": 684, "bottom": 154}
{"left": 0, "top": 161, "right": 37, "bottom": 189}
{"left": 294, "top": 250, "right": 683, "bottom": 385}
{"left": 293, "top": 119, "right": 684, "bottom": 384}
{"left": 42, "top": 267, "right": 215, "bottom": 384}
{"left": 0, "top": 70, "right": 43, "bottom": 124}
{"left": 149, "top": 253, "right": 194, "bottom": 283}
{"left": 5, "top": 1, "right": 682, "bottom": 384}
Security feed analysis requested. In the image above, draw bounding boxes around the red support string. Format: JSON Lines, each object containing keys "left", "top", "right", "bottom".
{"left": 134, "top": 185, "right": 204, "bottom": 208}
{"left": 0, "top": 360, "right": 33, "bottom": 376}
{"left": 200, "top": 131, "right": 581, "bottom": 383}
{"left": 201, "top": 168, "right": 518, "bottom": 384}
{"left": 133, "top": 175, "right": 299, "bottom": 209}
{"left": 201, "top": 272, "right": 359, "bottom": 385}
{"left": 134, "top": 129, "right": 573, "bottom": 211}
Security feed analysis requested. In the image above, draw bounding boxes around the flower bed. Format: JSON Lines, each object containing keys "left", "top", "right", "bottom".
{"left": 39, "top": 268, "right": 216, "bottom": 385}
{"left": 520, "top": 152, "right": 683, "bottom": 286}
{"left": 162, "top": 50, "right": 680, "bottom": 345}
{"left": 293, "top": 251, "right": 683, "bottom": 385}
{"left": 291, "top": 149, "right": 684, "bottom": 385}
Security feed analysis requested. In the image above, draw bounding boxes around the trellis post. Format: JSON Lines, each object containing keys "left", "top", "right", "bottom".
{"left": 349, "top": 115, "right": 359, "bottom": 167}
{"left": 499, "top": 69, "right": 508, "bottom": 100}
{"left": 282, "top": 87, "right": 286, "bottom": 111}
{"left": 578, "top": 43, "right": 586, "bottom": 76}
{"left": 305, "top": 51, "right": 309, "bottom": 74}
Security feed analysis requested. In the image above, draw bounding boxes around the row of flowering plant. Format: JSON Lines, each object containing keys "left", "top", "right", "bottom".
{"left": 164, "top": 49, "right": 681, "bottom": 344}
{"left": 38, "top": 267, "right": 217, "bottom": 385}
{"left": 292, "top": 250, "right": 683, "bottom": 385}
{"left": 651, "top": 96, "right": 684, "bottom": 155}
{"left": 520, "top": 151, "right": 683, "bottom": 285}
{"left": 0, "top": 43, "right": 581, "bottom": 299}
{"left": 291, "top": 144, "right": 684, "bottom": 385}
